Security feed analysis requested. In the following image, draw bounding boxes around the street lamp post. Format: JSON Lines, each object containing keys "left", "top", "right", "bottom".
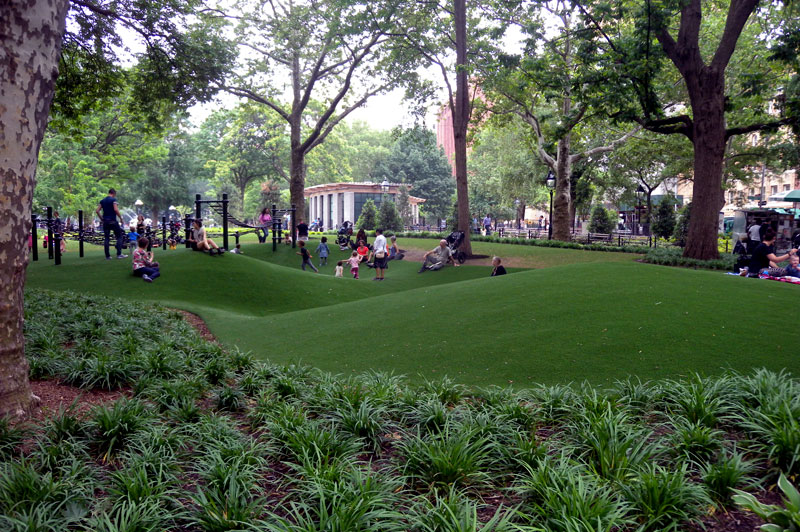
{"left": 635, "top": 185, "right": 644, "bottom": 235}
{"left": 545, "top": 171, "right": 555, "bottom": 240}
{"left": 514, "top": 199, "right": 521, "bottom": 229}
{"left": 134, "top": 199, "right": 143, "bottom": 216}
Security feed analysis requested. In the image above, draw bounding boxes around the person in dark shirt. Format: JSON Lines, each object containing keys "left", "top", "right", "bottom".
{"left": 491, "top": 256, "right": 507, "bottom": 276}
{"left": 296, "top": 219, "right": 309, "bottom": 241}
{"left": 296, "top": 241, "right": 318, "bottom": 272}
{"left": 745, "top": 229, "right": 797, "bottom": 277}
{"left": 95, "top": 188, "right": 127, "bottom": 259}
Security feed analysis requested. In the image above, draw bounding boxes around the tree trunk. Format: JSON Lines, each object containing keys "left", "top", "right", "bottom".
{"left": 553, "top": 136, "right": 572, "bottom": 241}
{"left": 452, "top": 0, "right": 472, "bottom": 255}
{"left": 289, "top": 118, "right": 306, "bottom": 220}
{"left": 684, "top": 73, "right": 726, "bottom": 260}
{"left": 0, "top": 0, "right": 69, "bottom": 417}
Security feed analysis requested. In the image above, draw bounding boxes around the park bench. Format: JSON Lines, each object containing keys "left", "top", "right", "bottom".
{"left": 587, "top": 233, "right": 613, "bottom": 244}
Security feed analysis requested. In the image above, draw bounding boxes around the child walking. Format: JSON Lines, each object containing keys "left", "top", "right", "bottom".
{"left": 334, "top": 260, "right": 344, "bottom": 278}
{"left": 132, "top": 237, "right": 160, "bottom": 283}
{"left": 316, "top": 237, "right": 329, "bottom": 266}
{"left": 347, "top": 251, "right": 361, "bottom": 279}
{"left": 296, "top": 241, "right": 318, "bottom": 272}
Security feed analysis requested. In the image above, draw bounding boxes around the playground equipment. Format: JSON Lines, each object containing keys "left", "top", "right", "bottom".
{"left": 32, "top": 194, "right": 298, "bottom": 265}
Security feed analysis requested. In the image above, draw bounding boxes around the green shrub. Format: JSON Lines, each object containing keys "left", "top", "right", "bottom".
{"left": 589, "top": 205, "right": 616, "bottom": 234}
{"left": 621, "top": 463, "right": 710, "bottom": 531}
{"left": 643, "top": 247, "right": 735, "bottom": 270}
{"left": 407, "top": 486, "right": 516, "bottom": 532}
{"left": 399, "top": 421, "right": 494, "bottom": 489}
{"left": 0, "top": 417, "right": 26, "bottom": 458}
{"left": 91, "top": 398, "right": 149, "bottom": 461}
{"left": 702, "top": 449, "right": 755, "bottom": 505}
{"left": 214, "top": 385, "right": 245, "bottom": 412}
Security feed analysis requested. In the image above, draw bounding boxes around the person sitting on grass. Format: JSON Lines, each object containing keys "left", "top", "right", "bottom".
{"left": 334, "top": 260, "right": 344, "bottom": 278}
{"left": 296, "top": 241, "right": 318, "bottom": 272}
{"left": 387, "top": 235, "right": 403, "bottom": 261}
{"left": 347, "top": 251, "right": 361, "bottom": 279}
{"left": 230, "top": 244, "right": 243, "bottom": 254}
{"left": 356, "top": 240, "right": 370, "bottom": 263}
{"left": 189, "top": 219, "right": 224, "bottom": 255}
{"left": 353, "top": 228, "right": 368, "bottom": 250}
{"left": 491, "top": 256, "right": 506, "bottom": 276}
{"left": 418, "top": 239, "right": 459, "bottom": 272}
{"left": 741, "top": 228, "right": 796, "bottom": 277}
{"left": 316, "top": 236, "right": 329, "bottom": 266}
{"left": 132, "top": 237, "right": 160, "bottom": 283}
{"left": 785, "top": 254, "right": 800, "bottom": 278}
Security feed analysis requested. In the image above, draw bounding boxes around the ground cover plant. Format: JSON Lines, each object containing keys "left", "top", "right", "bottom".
{"left": 26, "top": 241, "right": 800, "bottom": 387}
{"left": 4, "top": 289, "right": 800, "bottom": 531}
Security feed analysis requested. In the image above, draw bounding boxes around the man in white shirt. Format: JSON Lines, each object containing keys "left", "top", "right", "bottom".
{"left": 369, "top": 228, "right": 388, "bottom": 281}
{"left": 748, "top": 222, "right": 761, "bottom": 244}
{"left": 418, "top": 239, "right": 459, "bottom": 272}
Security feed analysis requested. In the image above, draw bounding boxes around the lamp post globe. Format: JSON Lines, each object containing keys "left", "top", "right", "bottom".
{"left": 545, "top": 171, "right": 555, "bottom": 240}
{"left": 380, "top": 179, "right": 390, "bottom": 195}
{"left": 134, "top": 199, "right": 143, "bottom": 216}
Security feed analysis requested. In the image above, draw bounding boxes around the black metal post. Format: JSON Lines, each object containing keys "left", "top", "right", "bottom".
{"left": 290, "top": 204, "right": 297, "bottom": 248}
{"left": 547, "top": 190, "right": 554, "bottom": 240}
{"left": 162, "top": 216, "right": 167, "bottom": 250}
{"left": 46, "top": 206, "right": 54, "bottom": 259}
{"left": 272, "top": 204, "right": 278, "bottom": 251}
{"left": 31, "top": 214, "right": 38, "bottom": 261}
{"left": 184, "top": 214, "right": 192, "bottom": 248}
{"left": 78, "top": 210, "right": 84, "bottom": 257}
{"left": 195, "top": 194, "right": 202, "bottom": 220}
{"left": 54, "top": 223, "right": 61, "bottom": 266}
{"left": 222, "top": 193, "right": 229, "bottom": 251}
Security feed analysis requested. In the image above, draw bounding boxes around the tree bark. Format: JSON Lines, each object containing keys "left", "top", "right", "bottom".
{"left": 452, "top": 0, "right": 472, "bottom": 255}
{"left": 684, "top": 71, "right": 726, "bottom": 260}
{"left": 553, "top": 133, "right": 573, "bottom": 241}
{"left": 0, "top": 0, "right": 69, "bottom": 417}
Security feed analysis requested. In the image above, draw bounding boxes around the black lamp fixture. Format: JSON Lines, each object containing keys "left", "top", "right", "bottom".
{"left": 635, "top": 185, "right": 645, "bottom": 235}
{"left": 545, "top": 170, "right": 555, "bottom": 240}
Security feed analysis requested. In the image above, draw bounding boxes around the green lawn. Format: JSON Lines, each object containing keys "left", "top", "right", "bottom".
{"left": 27, "top": 239, "right": 800, "bottom": 387}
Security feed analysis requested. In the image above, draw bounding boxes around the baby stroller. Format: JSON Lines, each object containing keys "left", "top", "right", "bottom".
{"left": 337, "top": 221, "right": 353, "bottom": 251}
{"left": 446, "top": 231, "right": 468, "bottom": 264}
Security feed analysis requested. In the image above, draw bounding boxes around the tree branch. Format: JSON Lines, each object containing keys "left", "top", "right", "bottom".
{"left": 725, "top": 118, "right": 795, "bottom": 139}
{"left": 570, "top": 125, "right": 641, "bottom": 165}
{"left": 710, "top": 0, "right": 760, "bottom": 71}
{"left": 223, "top": 86, "right": 290, "bottom": 122}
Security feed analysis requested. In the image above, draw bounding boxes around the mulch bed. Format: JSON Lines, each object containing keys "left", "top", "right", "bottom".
{"left": 28, "top": 379, "right": 130, "bottom": 421}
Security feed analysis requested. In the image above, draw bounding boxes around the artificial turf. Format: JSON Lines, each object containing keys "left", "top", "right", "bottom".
{"left": 26, "top": 239, "right": 800, "bottom": 387}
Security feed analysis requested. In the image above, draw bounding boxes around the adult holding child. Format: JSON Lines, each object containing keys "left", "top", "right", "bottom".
{"left": 369, "top": 228, "right": 388, "bottom": 281}
{"left": 95, "top": 188, "right": 127, "bottom": 260}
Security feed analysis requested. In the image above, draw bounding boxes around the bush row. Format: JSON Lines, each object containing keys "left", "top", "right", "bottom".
{"left": 643, "top": 247, "right": 735, "bottom": 270}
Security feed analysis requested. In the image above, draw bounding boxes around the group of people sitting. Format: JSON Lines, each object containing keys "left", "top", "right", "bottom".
{"left": 738, "top": 227, "right": 800, "bottom": 278}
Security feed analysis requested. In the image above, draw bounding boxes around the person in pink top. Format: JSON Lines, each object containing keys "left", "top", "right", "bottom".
{"left": 258, "top": 208, "right": 272, "bottom": 243}
{"left": 347, "top": 251, "right": 361, "bottom": 279}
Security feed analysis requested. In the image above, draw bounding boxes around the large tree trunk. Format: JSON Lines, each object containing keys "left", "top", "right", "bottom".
{"left": 0, "top": 0, "right": 69, "bottom": 417}
{"left": 452, "top": 0, "right": 472, "bottom": 255}
{"left": 552, "top": 136, "right": 572, "bottom": 241}
{"left": 289, "top": 118, "right": 306, "bottom": 220}
{"left": 684, "top": 72, "right": 726, "bottom": 260}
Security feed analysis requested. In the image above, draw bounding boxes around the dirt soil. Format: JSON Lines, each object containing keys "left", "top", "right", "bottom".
{"left": 171, "top": 308, "right": 218, "bottom": 343}
{"left": 28, "top": 380, "right": 130, "bottom": 421}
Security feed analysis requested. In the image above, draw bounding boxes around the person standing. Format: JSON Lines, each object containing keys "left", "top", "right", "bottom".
{"left": 483, "top": 214, "right": 492, "bottom": 235}
{"left": 369, "top": 228, "right": 388, "bottom": 281}
{"left": 95, "top": 188, "right": 127, "bottom": 260}
{"left": 296, "top": 219, "right": 309, "bottom": 241}
{"left": 258, "top": 208, "right": 271, "bottom": 243}
{"left": 748, "top": 221, "right": 761, "bottom": 247}
{"left": 316, "top": 236, "right": 329, "bottom": 266}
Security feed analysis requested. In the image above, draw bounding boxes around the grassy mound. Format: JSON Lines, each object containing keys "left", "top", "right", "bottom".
{"left": 26, "top": 242, "right": 800, "bottom": 386}
{"left": 7, "top": 289, "right": 799, "bottom": 532}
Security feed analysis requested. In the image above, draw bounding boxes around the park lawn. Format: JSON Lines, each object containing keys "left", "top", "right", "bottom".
{"left": 27, "top": 240, "right": 800, "bottom": 387}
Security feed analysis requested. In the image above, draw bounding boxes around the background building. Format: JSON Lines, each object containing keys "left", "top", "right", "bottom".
{"left": 304, "top": 182, "right": 425, "bottom": 228}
